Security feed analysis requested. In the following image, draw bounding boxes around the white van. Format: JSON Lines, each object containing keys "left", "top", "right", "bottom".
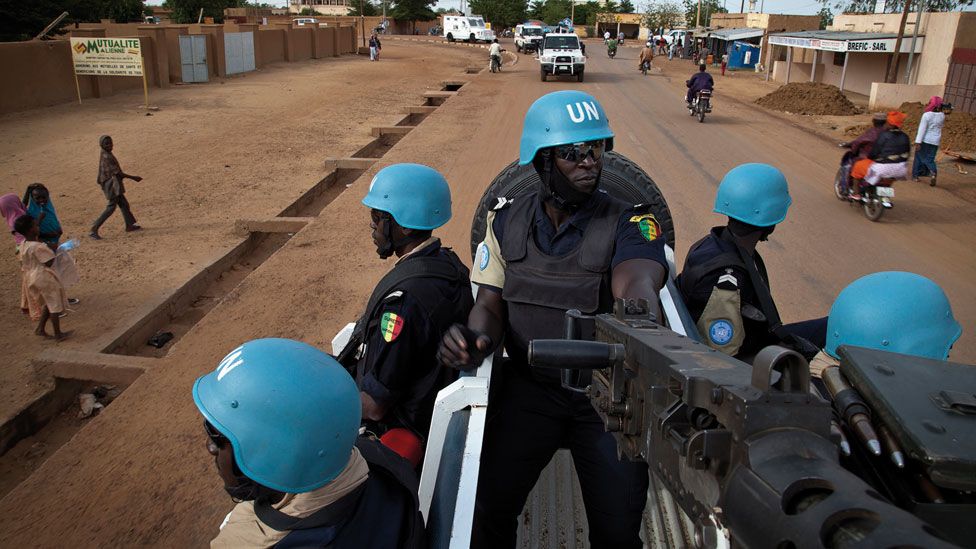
{"left": 443, "top": 15, "right": 496, "bottom": 43}
{"left": 514, "top": 24, "right": 544, "bottom": 53}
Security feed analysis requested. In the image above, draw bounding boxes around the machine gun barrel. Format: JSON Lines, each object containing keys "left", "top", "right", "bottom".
{"left": 526, "top": 299, "right": 958, "bottom": 548}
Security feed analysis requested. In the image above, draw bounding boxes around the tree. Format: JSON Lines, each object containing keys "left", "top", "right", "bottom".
{"left": 390, "top": 0, "right": 436, "bottom": 33}
{"left": 618, "top": 0, "right": 636, "bottom": 12}
{"left": 469, "top": 0, "right": 527, "bottom": 28}
{"left": 818, "top": 6, "right": 833, "bottom": 28}
{"left": 164, "top": 0, "right": 242, "bottom": 23}
{"left": 642, "top": 1, "right": 682, "bottom": 32}
{"left": 682, "top": 0, "right": 725, "bottom": 27}
{"left": 348, "top": 0, "right": 379, "bottom": 16}
{"left": 538, "top": 0, "right": 572, "bottom": 23}
{"left": 527, "top": 0, "right": 546, "bottom": 18}
{"left": 0, "top": 0, "right": 146, "bottom": 42}
{"left": 573, "top": 1, "right": 603, "bottom": 25}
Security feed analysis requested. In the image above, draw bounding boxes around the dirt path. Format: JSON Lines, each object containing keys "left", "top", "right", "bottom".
{"left": 0, "top": 39, "right": 973, "bottom": 547}
{"left": 0, "top": 44, "right": 481, "bottom": 423}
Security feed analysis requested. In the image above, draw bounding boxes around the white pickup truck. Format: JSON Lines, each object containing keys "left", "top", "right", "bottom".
{"left": 538, "top": 33, "right": 585, "bottom": 82}
{"left": 514, "top": 23, "right": 544, "bottom": 53}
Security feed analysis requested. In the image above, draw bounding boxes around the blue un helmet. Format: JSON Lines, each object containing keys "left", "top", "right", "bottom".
{"left": 362, "top": 163, "right": 452, "bottom": 230}
{"left": 519, "top": 90, "right": 615, "bottom": 165}
{"left": 193, "top": 338, "right": 361, "bottom": 494}
{"left": 825, "top": 272, "right": 962, "bottom": 361}
{"left": 714, "top": 163, "right": 792, "bottom": 227}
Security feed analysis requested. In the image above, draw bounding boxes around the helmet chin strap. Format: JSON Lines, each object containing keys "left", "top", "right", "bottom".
{"left": 533, "top": 150, "right": 599, "bottom": 213}
{"left": 376, "top": 213, "right": 425, "bottom": 259}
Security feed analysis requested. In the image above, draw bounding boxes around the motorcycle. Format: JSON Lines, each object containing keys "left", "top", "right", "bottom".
{"left": 833, "top": 148, "right": 896, "bottom": 222}
{"left": 608, "top": 46, "right": 617, "bottom": 59}
{"left": 489, "top": 53, "right": 502, "bottom": 73}
{"left": 641, "top": 60, "right": 651, "bottom": 75}
{"left": 688, "top": 89, "right": 712, "bottom": 123}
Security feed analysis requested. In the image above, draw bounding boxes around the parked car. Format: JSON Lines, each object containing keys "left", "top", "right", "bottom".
{"left": 292, "top": 17, "right": 319, "bottom": 26}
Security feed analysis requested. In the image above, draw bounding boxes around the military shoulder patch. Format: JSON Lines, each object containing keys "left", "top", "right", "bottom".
{"left": 380, "top": 311, "right": 404, "bottom": 343}
{"left": 629, "top": 213, "right": 661, "bottom": 242}
{"left": 708, "top": 319, "right": 734, "bottom": 346}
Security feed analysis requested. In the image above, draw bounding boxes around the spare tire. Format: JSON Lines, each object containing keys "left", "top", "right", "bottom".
{"left": 469, "top": 152, "right": 675, "bottom": 260}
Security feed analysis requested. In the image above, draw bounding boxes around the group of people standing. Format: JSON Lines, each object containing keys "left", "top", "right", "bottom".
{"left": 2, "top": 135, "right": 144, "bottom": 341}
{"left": 191, "top": 89, "right": 962, "bottom": 548}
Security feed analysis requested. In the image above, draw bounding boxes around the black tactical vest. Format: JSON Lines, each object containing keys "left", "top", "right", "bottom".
{"left": 499, "top": 191, "right": 627, "bottom": 380}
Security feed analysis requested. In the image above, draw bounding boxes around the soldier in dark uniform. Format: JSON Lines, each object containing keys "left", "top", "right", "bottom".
{"left": 437, "top": 90, "right": 668, "bottom": 548}
{"left": 677, "top": 163, "right": 826, "bottom": 361}
{"left": 340, "top": 163, "right": 473, "bottom": 468}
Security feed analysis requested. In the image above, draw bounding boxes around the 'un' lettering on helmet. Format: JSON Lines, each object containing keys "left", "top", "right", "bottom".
{"left": 566, "top": 101, "right": 600, "bottom": 123}
{"left": 216, "top": 346, "right": 245, "bottom": 381}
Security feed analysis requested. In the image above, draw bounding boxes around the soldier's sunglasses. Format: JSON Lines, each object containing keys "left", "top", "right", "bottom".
{"left": 553, "top": 140, "right": 606, "bottom": 163}
{"left": 204, "top": 420, "right": 229, "bottom": 448}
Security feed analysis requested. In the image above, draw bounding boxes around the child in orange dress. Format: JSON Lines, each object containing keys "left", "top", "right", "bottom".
{"left": 14, "top": 215, "right": 71, "bottom": 340}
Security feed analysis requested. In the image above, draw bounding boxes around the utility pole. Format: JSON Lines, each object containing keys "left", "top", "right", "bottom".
{"left": 906, "top": 0, "right": 924, "bottom": 83}
{"left": 886, "top": 0, "right": 913, "bottom": 83}
{"left": 696, "top": 0, "right": 702, "bottom": 27}
{"left": 571, "top": 1, "right": 575, "bottom": 25}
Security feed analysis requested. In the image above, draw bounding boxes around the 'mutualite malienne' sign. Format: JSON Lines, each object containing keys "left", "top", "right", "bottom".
{"left": 70, "top": 37, "right": 144, "bottom": 77}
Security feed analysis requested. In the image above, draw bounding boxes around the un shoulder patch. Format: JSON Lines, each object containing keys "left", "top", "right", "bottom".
{"left": 708, "top": 319, "right": 734, "bottom": 346}
{"left": 477, "top": 242, "right": 490, "bottom": 271}
{"left": 629, "top": 213, "right": 661, "bottom": 242}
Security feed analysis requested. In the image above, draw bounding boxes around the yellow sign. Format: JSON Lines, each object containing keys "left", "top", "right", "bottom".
{"left": 70, "top": 37, "right": 144, "bottom": 77}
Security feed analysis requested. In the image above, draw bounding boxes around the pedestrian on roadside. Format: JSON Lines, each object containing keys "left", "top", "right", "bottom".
{"left": 669, "top": 40, "right": 676, "bottom": 60}
{"left": 369, "top": 32, "right": 382, "bottom": 61}
{"left": 194, "top": 338, "right": 426, "bottom": 548}
{"left": 912, "top": 95, "right": 945, "bottom": 187}
{"left": 1, "top": 193, "right": 27, "bottom": 249}
{"left": 90, "top": 135, "right": 142, "bottom": 240}
{"left": 14, "top": 215, "right": 71, "bottom": 340}
{"left": 23, "top": 183, "right": 80, "bottom": 299}
{"left": 721, "top": 52, "right": 729, "bottom": 76}
{"left": 23, "top": 183, "right": 62, "bottom": 248}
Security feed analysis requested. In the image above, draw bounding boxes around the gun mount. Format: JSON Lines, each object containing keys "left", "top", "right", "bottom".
{"left": 527, "top": 299, "right": 957, "bottom": 548}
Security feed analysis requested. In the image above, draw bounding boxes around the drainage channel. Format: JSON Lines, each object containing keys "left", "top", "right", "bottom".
{"left": 0, "top": 79, "right": 469, "bottom": 494}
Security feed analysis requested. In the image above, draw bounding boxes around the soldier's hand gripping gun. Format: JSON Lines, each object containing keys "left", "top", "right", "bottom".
{"left": 527, "top": 299, "right": 956, "bottom": 548}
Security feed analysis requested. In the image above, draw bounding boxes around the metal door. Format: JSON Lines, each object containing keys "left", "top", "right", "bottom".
{"left": 179, "top": 35, "right": 209, "bottom": 83}
{"left": 224, "top": 31, "right": 255, "bottom": 75}
{"left": 944, "top": 48, "right": 976, "bottom": 115}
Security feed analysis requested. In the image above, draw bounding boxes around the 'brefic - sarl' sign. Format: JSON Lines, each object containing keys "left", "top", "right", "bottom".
{"left": 70, "top": 37, "right": 144, "bottom": 77}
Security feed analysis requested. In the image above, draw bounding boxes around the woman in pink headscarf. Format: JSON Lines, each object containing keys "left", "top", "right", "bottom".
{"left": 1, "top": 193, "right": 27, "bottom": 247}
{"left": 913, "top": 96, "right": 946, "bottom": 186}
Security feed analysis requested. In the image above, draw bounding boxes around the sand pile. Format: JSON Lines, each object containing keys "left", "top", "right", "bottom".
{"left": 845, "top": 103, "right": 976, "bottom": 152}
{"left": 755, "top": 82, "right": 861, "bottom": 116}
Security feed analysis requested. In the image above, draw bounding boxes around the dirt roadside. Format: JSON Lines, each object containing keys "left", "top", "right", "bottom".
{"left": 0, "top": 43, "right": 482, "bottom": 499}
{"left": 0, "top": 44, "right": 482, "bottom": 422}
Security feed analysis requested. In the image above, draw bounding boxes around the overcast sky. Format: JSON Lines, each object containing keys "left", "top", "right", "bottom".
{"left": 146, "top": 0, "right": 973, "bottom": 18}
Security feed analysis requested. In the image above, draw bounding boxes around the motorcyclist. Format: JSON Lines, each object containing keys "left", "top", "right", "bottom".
{"left": 853, "top": 111, "right": 910, "bottom": 200}
{"left": 639, "top": 41, "right": 654, "bottom": 72}
{"left": 843, "top": 112, "right": 886, "bottom": 187}
{"left": 686, "top": 63, "right": 714, "bottom": 106}
{"left": 488, "top": 38, "right": 503, "bottom": 71}
{"left": 607, "top": 37, "right": 618, "bottom": 57}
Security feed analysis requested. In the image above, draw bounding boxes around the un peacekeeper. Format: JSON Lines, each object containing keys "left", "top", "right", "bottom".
{"left": 339, "top": 163, "right": 473, "bottom": 468}
{"left": 437, "top": 90, "right": 668, "bottom": 548}
{"left": 193, "top": 338, "right": 426, "bottom": 548}
{"left": 677, "top": 163, "right": 826, "bottom": 360}
{"left": 811, "top": 271, "right": 962, "bottom": 375}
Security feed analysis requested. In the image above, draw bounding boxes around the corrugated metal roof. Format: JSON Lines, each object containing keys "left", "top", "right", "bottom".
{"left": 708, "top": 27, "right": 764, "bottom": 41}
{"left": 516, "top": 450, "right": 700, "bottom": 548}
{"left": 771, "top": 29, "right": 917, "bottom": 41}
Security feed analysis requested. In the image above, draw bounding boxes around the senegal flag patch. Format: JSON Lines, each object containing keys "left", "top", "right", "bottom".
{"left": 380, "top": 312, "right": 404, "bottom": 343}
{"left": 629, "top": 213, "right": 661, "bottom": 242}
